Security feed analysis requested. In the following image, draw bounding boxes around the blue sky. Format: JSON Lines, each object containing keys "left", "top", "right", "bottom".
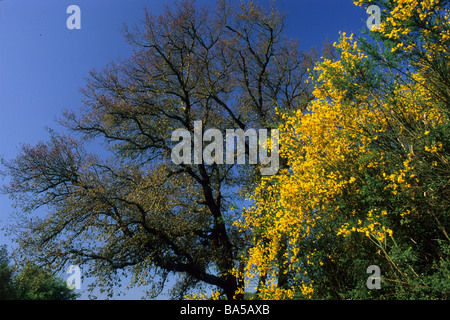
{"left": 0, "top": 0, "right": 367, "bottom": 299}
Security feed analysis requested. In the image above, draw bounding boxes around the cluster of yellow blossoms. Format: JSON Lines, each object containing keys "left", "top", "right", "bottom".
{"left": 185, "top": 290, "right": 222, "bottom": 300}
{"left": 359, "top": 0, "right": 450, "bottom": 53}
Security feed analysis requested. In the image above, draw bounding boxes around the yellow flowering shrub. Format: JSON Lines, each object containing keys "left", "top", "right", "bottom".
{"left": 237, "top": 0, "right": 450, "bottom": 299}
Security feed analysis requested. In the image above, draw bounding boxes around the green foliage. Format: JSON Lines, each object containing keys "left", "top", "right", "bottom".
{"left": 0, "top": 246, "right": 79, "bottom": 300}
{"left": 0, "top": 245, "right": 15, "bottom": 299}
{"left": 12, "top": 263, "right": 80, "bottom": 300}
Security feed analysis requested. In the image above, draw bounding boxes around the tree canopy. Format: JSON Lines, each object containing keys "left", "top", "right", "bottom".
{"left": 1, "top": 0, "right": 320, "bottom": 299}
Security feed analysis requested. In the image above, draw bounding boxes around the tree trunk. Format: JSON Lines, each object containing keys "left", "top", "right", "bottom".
{"left": 277, "top": 233, "right": 289, "bottom": 289}
{"left": 223, "top": 273, "right": 240, "bottom": 300}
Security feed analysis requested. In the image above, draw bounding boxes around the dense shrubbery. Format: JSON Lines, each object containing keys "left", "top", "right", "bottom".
{"left": 237, "top": 0, "right": 450, "bottom": 299}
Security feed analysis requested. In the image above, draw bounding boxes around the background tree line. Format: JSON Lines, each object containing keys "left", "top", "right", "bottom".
{"left": 0, "top": 245, "right": 78, "bottom": 300}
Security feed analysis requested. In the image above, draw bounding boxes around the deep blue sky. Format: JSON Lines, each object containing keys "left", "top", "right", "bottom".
{"left": 0, "top": 0, "right": 367, "bottom": 299}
